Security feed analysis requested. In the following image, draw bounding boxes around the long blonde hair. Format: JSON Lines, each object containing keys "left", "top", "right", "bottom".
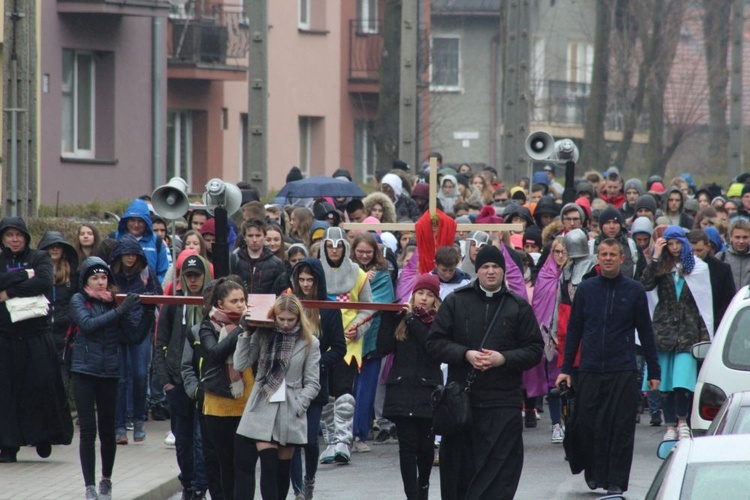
{"left": 271, "top": 295, "right": 317, "bottom": 348}
{"left": 394, "top": 292, "right": 441, "bottom": 342}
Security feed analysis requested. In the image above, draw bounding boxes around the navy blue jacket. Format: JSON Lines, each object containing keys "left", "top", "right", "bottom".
{"left": 562, "top": 273, "right": 661, "bottom": 381}
{"left": 69, "top": 258, "right": 140, "bottom": 378}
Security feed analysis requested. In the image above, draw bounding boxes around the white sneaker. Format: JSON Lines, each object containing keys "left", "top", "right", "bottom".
{"left": 663, "top": 428, "right": 677, "bottom": 441}
{"left": 678, "top": 424, "right": 691, "bottom": 440}
{"left": 164, "top": 431, "right": 176, "bottom": 447}
{"left": 319, "top": 444, "right": 336, "bottom": 464}
{"left": 551, "top": 423, "right": 565, "bottom": 443}
{"left": 352, "top": 438, "right": 371, "bottom": 453}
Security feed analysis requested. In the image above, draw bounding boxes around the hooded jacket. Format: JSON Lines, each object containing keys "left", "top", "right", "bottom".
{"left": 290, "top": 258, "right": 347, "bottom": 403}
{"left": 662, "top": 187, "right": 694, "bottom": 230}
{"left": 38, "top": 231, "right": 80, "bottom": 352}
{"left": 69, "top": 257, "right": 140, "bottom": 378}
{"left": 116, "top": 199, "right": 169, "bottom": 282}
{"left": 717, "top": 243, "right": 750, "bottom": 290}
{"left": 230, "top": 245, "right": 285, "bottom": 295}
{"left": 382, "top": 174, "right": 421, "bottom": 222}
{"left": 0, "top": 217, "right": 54, "bottom": 339}
{"left": 437, "top": 175, "right": 460, "bottom": 215}
{"left": 154, "top": 253, "right": 211, "bottom": 388}
{"left": 533, "top": 196, "right": 560, "bottom": 227}
{"left": 362, "top": 191, "right": 397, "bottom": 224}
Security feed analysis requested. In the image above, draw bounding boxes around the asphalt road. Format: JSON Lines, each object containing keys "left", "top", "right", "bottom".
{"left": 169, "top": 408, "right": 665, "bottom": 499}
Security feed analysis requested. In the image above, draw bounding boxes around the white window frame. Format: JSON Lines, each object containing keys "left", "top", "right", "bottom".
{"left": 167, "top": 110, "right": 193, "bottom": 190}
{"left": 359, "top": 0, "right": 378, "bottom": 34}
{"left": 61, "top": 49, "right": 95, "bottom": 159}
{"left": 298, "top": 0, "right": 310, "bottom": 30}
{"left": 298, "top": 116, "right": 311, "bottom": 177}
{"left": 430, "top": 35, "right": 462, "bottom": 92}
{"left": 567, "top": 41, "right": 594, "bottom": 84}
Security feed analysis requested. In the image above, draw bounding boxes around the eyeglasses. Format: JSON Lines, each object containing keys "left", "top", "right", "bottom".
{"left": 355, "top": 249, "right": 374, "bottom": 257}
{"left": 562, "top": 217, "right": 581, "bottom": 223}
{"left": 553, "top": 249, "right": 567, "bottom": 255}
{"left": 495, "top": 198, "right": 508, "bottom": 203}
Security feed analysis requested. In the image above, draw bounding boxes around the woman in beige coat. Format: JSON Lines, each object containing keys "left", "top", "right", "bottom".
{"left": 233, "top": 294, "right": 321, "bottom": 500}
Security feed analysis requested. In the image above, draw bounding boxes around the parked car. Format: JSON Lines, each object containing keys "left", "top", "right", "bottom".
{"left": 705, "top": 390, "right": 750, "bottom": 436}
{"left": 645, "top": 435, "right": 750, "bottom": 499}
{"left": 691, "top": 286, "right": 750, "bottom": 435}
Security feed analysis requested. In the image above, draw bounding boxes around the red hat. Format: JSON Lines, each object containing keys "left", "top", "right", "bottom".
{"left": 475, "top": 205, "right": 503, "bottom": 224}
{"left": 199, "top": 218, "right": 216, "bottom": 236}
{"left": 649, "top": 182, "right": 666, "bottom": 194}
{"left": 413, "top": 273, "right": 440, "bottom": 297}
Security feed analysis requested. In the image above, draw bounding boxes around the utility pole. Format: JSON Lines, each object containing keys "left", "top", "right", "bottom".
{"left": 500, "top": 0, "right": 530, "bottom": 184}
{"left": 3, "top": 0, "right": 37, "bottom": 217}
{"left": 399, "top": 0, "right": 418, "bottom": 170}
{"left": 245, "top": 0, "right": 268, "bottom": 196}
{"left": 729, "top": 0, "right": 743, "bottom": 180}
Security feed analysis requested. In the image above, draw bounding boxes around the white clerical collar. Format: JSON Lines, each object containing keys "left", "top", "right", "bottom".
{"left": 479, "top": 284, "right": 503, "bottom": 297}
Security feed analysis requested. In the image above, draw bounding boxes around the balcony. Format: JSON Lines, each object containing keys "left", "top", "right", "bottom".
{"left": 530, "top": 79, "right": 649, "bottom": 139}
{"left": 349, "top": 19, "right": 383, "bottom": 84}
{"left": 57, "top": 0, "right": 169, "bottom": 17}
{"left": 168, "top": 3, "right": 249, "bottom": 81}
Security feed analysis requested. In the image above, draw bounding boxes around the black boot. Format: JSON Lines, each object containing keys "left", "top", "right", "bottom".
{"left": 36, "top": 441, "right": 52, "bottom": 459}
{"left": 0, "top": 447, "right": 18, "bottom": 463}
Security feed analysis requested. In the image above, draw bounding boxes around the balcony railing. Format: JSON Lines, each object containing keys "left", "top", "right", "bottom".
{"left": 57, "top": 0, "right": 169, "bottom": 16}
{"left": 530, "top": 79, "right": 649, "bottom": 131}
{"left": 349, "top": 19, "right": 384, "bottom": 82}
{"left": 168, "top": 3, "right": 249, "bottom": 67}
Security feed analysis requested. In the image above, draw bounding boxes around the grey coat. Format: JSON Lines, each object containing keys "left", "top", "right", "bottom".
{"left": 234, "top": 332, "right": 320, "bottom": 446}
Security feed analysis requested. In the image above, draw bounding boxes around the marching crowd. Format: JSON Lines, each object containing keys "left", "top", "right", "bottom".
{"left": 0, "top": 157, "right": 748, "bottom": 499}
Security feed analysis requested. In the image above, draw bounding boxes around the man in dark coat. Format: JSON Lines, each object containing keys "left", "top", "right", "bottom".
{"left": 0, "top": 217, "right": 73, "bottom": 462}
{"left": 427, "top": 245, "right": 544, "bottom": 500}
{"left": 556, "top": 238, "right": 661, "bottom": 495}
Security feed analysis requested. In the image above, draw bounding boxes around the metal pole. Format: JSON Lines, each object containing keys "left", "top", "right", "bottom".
{"left": 729, "top": 0, "right": 744, "bottom": 179}
{"left": 246, "top": 0, "right": 268, "bottom": 196}
{"left": 399, "top": 0, "right": 418, "bottom": 168}
{"left": 213, "top": 207, "right": 229, "bottom": 278}
{"left": 152, "top": 16, "right": 166, "bottom": 190}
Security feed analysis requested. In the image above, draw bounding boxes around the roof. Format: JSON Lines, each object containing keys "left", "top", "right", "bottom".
{"left": 432, "top": 0, "right": 501, "bottom": 15}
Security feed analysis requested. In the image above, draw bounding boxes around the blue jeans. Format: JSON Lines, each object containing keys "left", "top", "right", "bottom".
{"left": 166, "top": 385, "right": 208, "bottom": 492}
{"left": 115, "top": 335, "right": 151, "bottom": 428}
{"left": 353, "top": 357, "right": 381, "bottom": 441}
{"left": 291, "top": 402, "right": 324, "bottom": 494}
{"left": 661, "top": 389, "right": 691, "bottom": 426}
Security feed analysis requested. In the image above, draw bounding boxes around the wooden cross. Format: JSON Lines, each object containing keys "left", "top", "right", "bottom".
{"left": 340, "top": 156, "right": 523, "bottom": 234}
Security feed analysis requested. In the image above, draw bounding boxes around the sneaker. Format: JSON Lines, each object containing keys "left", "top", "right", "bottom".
{"left": 99, "top": 479, "right": 112, "bottom": 500}
{"left": 663, "top": 428, "right": 677, "bottom": 441}
{"left": 192, "top": 490, "right": 207, "bottom": 500}
{"left": 134, "top": 421, "right": 146, "bottom": 442}
{"left": 333, "top": 442, "right": 351, "bottom": 464}
{"left": 294, "top": 493, "right": 305, "bottom": 500}
{"left": 180, "top": 488, "right": 192, "bottom": 500}
{"left": 126, "top": 419, "right": 134, "bottom": 431}
{"left": 150, "top": 405, "right": 170, "bottom": 421}
{"left": 536, "top": 409, "right": 541, "bottom": 420}
{"left": 390, "top": 426, "right": 398, "bottom": 442}
{"left": 650, "top": 410, "right": 663, "bottom": 426}
{"left": 678, "top": 424, "right": 691, "bottom": 440}
{"left": 551, "top": 423, "right": 565, "bottom": 444}
{"left": 85, "top": 485, "right": 99, "bottom": 499}
{"left": 115, "top": 429, "right": 128, "bottom": 445}
{"left": 164, "top": 431, "right": 176, "bottom": 447}
{"left": 524, "top": 411, "right": 537, "bottom": 428}
{"left": 607, "top": 486, "right": 623, "bottom": 495}
{"left": 352, "top": 438, "right": 371, "bottom": 453}
{"left": 374, "top": 428, "right": 390, "bottom": 443}
{"left": 319, "top": 444, "right": 336, "bottom": 464}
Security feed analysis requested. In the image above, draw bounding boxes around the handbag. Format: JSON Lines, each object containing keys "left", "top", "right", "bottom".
{"left": 5, "top": 295, "right": 50, "bottom": 323}
{"left": 431, "top": 297, "right": 505, "bottom": 436}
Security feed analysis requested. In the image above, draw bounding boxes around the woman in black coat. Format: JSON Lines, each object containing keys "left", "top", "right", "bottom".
{"left": 377, "top": 273, "right": 443, "bottom": 500}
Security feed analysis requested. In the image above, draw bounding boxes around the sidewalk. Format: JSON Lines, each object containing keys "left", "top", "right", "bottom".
{"left": 0, "top": 420, "right": 182, "bottom": 500}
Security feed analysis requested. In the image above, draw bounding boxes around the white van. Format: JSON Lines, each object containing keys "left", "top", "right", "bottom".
{"left": 692, "top": 286, "right": 750, "bottom": 435}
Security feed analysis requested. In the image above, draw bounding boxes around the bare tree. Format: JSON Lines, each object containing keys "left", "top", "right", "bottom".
{"left": 373, "top": 0, "right": 401, "bottom": 170}
{"left": 702, "top": 0, "right": 731, "bottom": 166}
{"left": 580, "top": 0, "right": 613, "bottom": 170}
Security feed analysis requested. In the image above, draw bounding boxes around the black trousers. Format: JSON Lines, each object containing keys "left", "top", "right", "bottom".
{"left": 391, "top": 416, "right": 434, "bottom": 500}
{"left": 204, "top": 415, "right": 241, "bottom": 500}
{"left": 439, "top": 406, "right": 523, "bottom": 500}
{"left": 567, "top": 370, "right": 639, "bottom": 492}
{"left": 72, "top": 373, "right": 119, "bottom": 486}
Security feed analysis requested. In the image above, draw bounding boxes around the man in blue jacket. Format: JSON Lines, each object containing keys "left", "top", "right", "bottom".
{"left": 116, "top": 199, "right": 169, "bottom": 283}
{"left": 556, "top": 238, "right": 661, "bottom": 496}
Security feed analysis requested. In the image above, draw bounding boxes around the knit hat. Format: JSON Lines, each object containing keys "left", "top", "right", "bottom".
{"left": 649, "top": 182, "right": 666, "bottom": 194}
{"left": 413, "top": 273, "right": 440, "bottom": 297}
{"left": 475, "top": 245, "right": 506, "bottom": 272}
{"left": 332, "top": 168, "right": 352, "bottom": 182}
{"left": 523, "top": 226, "right": 543, "bottom": 248}
{"left": 742, "top": 183, "right": 750, "bottom": 197}
{"left": 411, "top": 182, "right": 430, "bottom": 200}
{"left": 475, "top": 206, "right": 503, "bottom": 224}
{"left": 84, "top": 265, "right": 110, "bottom": 283}
{"left": 624, "top": 178, "right": 644, "bottom": 195}
{"left": 456, "top": 173, "right": 471, "bottom": 189}
{"left": 631, "top": 217, "right": 653, "bottom": 236}
{"left": 199, "top": 218, "right": 216, "bottom": 236}
{"left": 599, "top": 207, "right": 624, "bottom": 228}
{"left": 181, "top": 255, "right": 205, "bottom": 276}
{"left": 392, "top": 160, "right": 409, "bottom": 172}
{"left": 634, "top": 194, "right": 658, "bottom": 216}
{"left": 286, "top": 166, "right": 304, "bottom": 183}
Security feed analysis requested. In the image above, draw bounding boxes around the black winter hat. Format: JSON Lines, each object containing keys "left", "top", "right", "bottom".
{"left": 523, "top": 226, "right": 543, "bottom": 249}
{"left": 332, "top": 168, "right": 352, "bottom": 181}
{"left": 599, "top": 207, "right": 624, "bottom": 227}
{"left": 633, "top": 194, "right": 658, "bottom": 216}
{"left": 286, "top": 166, "right": 304, "bottom": 183}
{"left": 475, "top": 245, "right": 506, "bottom": 272}
{"left": 742, "top": 183, "right": 750, "bottom": 197}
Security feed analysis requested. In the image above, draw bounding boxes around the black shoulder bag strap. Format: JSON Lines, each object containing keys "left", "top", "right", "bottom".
{"left": 465, "top": 294, "right": 507, "bottom": 393}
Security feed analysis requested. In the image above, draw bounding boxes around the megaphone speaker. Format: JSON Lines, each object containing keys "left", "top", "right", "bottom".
{"left": 152, "top": 177, "right": 190, "bottom": 219}
{"left": 202, "top": 178, "right": 243, "bottom": 217}
{"left": 525, "top": 131, "right": 555, "bottom": 161}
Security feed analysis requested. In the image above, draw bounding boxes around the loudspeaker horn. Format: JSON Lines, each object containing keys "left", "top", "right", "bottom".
{"left": 152, "top": 177, "right": 190, "bottom": 219}
{"left": 554, "top": 139, "right": 580, "bottom": 164}
{"left": 202, "top": 178, "right": 243, "bottom": 217}
{"left": 525, "top": 131, "right": 555, "bottom": 161}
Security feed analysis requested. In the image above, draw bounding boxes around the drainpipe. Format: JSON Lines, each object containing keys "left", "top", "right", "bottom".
{"left": 152, "top": 16, "right": 165, "bottom": 190}
{"left": 489, "top": 33, "right": 499, "bottom": 169}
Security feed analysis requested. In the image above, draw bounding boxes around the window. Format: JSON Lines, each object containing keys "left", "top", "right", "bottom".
{"left": 431, "top": 36, "right": 461, "bottom": 91}
{"left": 567, "top": 42, "right": 593, "bottom": 84}
{"left": 167, "top": 110, "right": 193, "bottom": 188}
{"left": 61, "top": 49, "right": 95, "bottom": 158}
{"left": 168, "top": 0, "right": 194, "bottom": 19}
{"left": 354, "top": 120, "right": 377, "bottom": 183}
{"left": 358, "top": 0, "right": 378, "bottom": 34}
{"left": 298, "top": 0, "right": 310, "bottom": 30}
{"left": 298, "top": 117, "right": 312, "bottom": 177}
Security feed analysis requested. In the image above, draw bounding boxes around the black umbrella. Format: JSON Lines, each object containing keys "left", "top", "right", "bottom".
{"left": 276, "top": 176, "right": 365, "bottom": 199}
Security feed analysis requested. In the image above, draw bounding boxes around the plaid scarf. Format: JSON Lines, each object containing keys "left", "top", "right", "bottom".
{"left": 412, "top": 306, "right": 437, "bottom": 324}
{"left": 210, "top": 306, "right": 245, "bottom": 399}
{"left": 257, "top": 324, "right": 301, "bottom": 401}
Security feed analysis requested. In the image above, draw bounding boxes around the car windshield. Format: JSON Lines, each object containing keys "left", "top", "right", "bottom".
{"left": 730, "top": 407, "right": 750, "bottom": 434}
{"left": 723, "top": 308, "right": 750, "bottom": 371}
{"left": 682, "top": 462, "right": 750, "bottom": 498}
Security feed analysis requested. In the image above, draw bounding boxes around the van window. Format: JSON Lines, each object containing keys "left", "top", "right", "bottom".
{"left": 723, "top": 308, "right": 750, "bottom": 371}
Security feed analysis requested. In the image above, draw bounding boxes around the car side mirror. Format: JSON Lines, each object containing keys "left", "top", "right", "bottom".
{"left": 657, "top": 439, "right": 677, "bottom": 460}
{"left": 692, "top": 341, "right": 711, "bottom": 361}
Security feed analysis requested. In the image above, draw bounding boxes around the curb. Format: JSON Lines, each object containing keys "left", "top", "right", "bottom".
{"left": 134, "top": 476, "right": 182, "bottom": 500}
